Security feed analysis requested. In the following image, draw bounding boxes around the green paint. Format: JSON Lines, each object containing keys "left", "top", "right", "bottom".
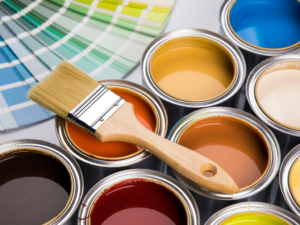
{"left": 221, "top": 212, "right": 289, "bottom": 225}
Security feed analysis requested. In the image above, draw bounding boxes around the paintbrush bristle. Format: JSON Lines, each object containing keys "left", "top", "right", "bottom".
{"left": 28, "top": 61, "right": 99, "bottom": 119}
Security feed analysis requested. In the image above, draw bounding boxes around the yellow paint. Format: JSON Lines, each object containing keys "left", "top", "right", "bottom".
{"left": 150, "top": 36, "right": 236, "bottom": 102}
{"left": 289, "top": 157, "right": 300, "bottom": 207}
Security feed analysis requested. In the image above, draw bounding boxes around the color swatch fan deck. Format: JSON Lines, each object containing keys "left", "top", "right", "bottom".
{"left": 0, "top": 0, "right": 174, "bottom": 131}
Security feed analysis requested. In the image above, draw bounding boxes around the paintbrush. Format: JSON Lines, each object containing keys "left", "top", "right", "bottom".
{"left": 28, "top": 61, "right": 239, "bottom": 194}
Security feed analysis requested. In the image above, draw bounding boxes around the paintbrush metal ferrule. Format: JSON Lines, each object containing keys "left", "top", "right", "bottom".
{"left": 67, "top": 84, "right": 126, "bottom": 134}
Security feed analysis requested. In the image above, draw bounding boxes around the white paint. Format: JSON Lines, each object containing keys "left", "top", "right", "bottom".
{"left": 256, "top": 69, "right": 300, "bottom": 129}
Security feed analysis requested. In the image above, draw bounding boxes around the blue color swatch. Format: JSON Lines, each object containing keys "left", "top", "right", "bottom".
{"left": 230, "top": 0, "right": 300, "bottom": 49}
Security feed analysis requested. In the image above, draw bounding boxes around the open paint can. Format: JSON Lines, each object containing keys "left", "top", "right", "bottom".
{"left": 220, "top": 0, "right": 300, "bottom": 75}
{"left": 0, "top": 139, "right": 83, "bottom": 225}
{"left": 168, "top": 107, "right": 280, "bottom": 224}
{"left": 278, "top": 144, "right": 300, "bottom": 215}
{"left": 56, "top": 80, "right": 168, "bottom": 194}
{"left": 141, "top": 28, "right": 246, "bottom": 131}
{"left": 205, "top": 202, "right": 300, "bottom": 225}
{"left": 78, "top": 169, "right": 200, "bottom": 225}
{"left": 246, "top": 54, "right": 300, "bottom": 159}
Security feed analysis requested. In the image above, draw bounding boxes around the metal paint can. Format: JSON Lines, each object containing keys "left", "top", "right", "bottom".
{"left": 0, "top": 139, "right": 83, "bottom": 225}
{"left": 220, "top": 0, "right": 300, "bottom": 76}
{"left": 205, "top": 202, "right": 300, "bottom": 225}
{"left": 278, "top": 144, "right": 300, "bottom": 215}
{"left": 168, "top": 107, "right": 280, "bottom": 224}
{"left": 141, "top": 29, "right": 246, "bottom": 131}
{"left": 78, "top": 169, "right": 200, "bottom": 225}
{"left": 55, "top": 79, "right": 168, "bottom": 195}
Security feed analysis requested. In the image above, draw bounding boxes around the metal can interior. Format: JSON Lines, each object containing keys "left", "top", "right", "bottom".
{"left": 168, "top": 107, "right": 280, "bottom": 200}
{"left": 55, "top": 79, "right": 168, "bottom": 168}
{"left": 279, "top": 144, "right": 300, "bottom": 217}
{"left": 220, "top": 0, "right": 300, "bottom": 57}
{"left": 78, "top": 169, "right": 200, "bottom": 225}
{"left": 246, "top": 54, "right": 300, "bottom": 137}
{"left": 141, "top": 28, "right": 246, "bottom": 108}
{"left": 205, "top": 202, "right": 300, "bottom": 225}
{"left": 0, "top": 139, "right": 83, "bottom": 225}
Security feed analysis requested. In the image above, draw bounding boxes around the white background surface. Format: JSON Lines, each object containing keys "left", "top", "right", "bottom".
{"left": 0, "top": 0, "right": 224, "bottom": 145}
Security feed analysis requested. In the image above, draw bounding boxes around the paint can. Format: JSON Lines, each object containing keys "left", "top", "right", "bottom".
{"left": 220, "top": 0, "right": 300, "bottom": 76}
{"left": 55, "top": 79, "right": 168, "bottom": 195}
{"left": 278, "top": 144, "right": 300, "bottom": 215}
{"left": 0, "top": 139, "right": 83, "bottom": 225}
{"left": 205, "top": 202, "right": 300, "bottom": 225}
{"left": 167, "top": 107, "right": 280, "bottom": 224}
{"left": 78, "top": 169, "right": 200, "bottom": 225}
{"left": 246, "top": 54, "right": 300, "bottom": 159}
{"left": 141, "top": 29, "right": 246, "bottom": 131}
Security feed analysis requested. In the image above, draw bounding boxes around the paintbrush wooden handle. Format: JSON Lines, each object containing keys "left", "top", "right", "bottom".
{"left": 95, "top": 102, "right": 239, "bottom": 194}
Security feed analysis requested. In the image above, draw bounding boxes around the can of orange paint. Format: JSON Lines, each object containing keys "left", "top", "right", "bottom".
{"left": 141, "top": 29, "right": 246, "bottom": 132}
{"left": 167, "top": 107, "right": 280, "bottom": 224}
{"left": 55, "top": 79, "right": 168, "bottom": 199}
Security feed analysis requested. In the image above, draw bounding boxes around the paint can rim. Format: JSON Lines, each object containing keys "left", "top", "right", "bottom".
{"left": 246, "top": 54, "right": 300, "bottom": 137}
{"left": 168, "top": 107, "right": 280, "bottom": 200}
{"left": 77, "top": 169, "right": 200, "bottom": 225}
{"left": 279, "top": 144, "right": 300, "bottom": 217}
{"left": 141, "top": 28, "right": 246, "bottom": 108}
{"left": 55, "top": 79, "right": 168, "bottom": 168}
{"left": 205, "top": 202, "right": 300, "bottom": 225}
{"left": 0, "top": 139, "right": 84, "bottom": 225}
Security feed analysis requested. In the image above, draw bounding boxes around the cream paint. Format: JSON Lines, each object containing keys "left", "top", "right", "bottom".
{"left": 256, "top": 69, "right": 300, "bottom": 130}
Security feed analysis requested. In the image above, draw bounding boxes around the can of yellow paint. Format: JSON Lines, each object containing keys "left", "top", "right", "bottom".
{"left": 141, "top": 29, "right": 246, "bottom": 132}
{"left": 205, "top": 202, "right": 300, "bottom": 225}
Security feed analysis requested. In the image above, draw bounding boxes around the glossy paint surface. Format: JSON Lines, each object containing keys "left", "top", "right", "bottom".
{"left": 0, "top": 151, "right": 71, "bottom": 225}
{"left": 89, "top": 179, "right": 187, "bottom": 225}
{"left": 220, "top": 212, "right": 289, "bottom": 225}
{"left": 230, "top": 0, "right": 300, "bottom": 49}
{"left": 178, "top": 116, "right": 269, "bottom": 189}
{"left": 256, "top": 69, "right": 300, "bottom": 130}
{"left": 150, "top": 37, "right": 235, "bottom": 101}
{"left": 289, "top": 157, "right": 300, "bottom": 207}
{"left": 67, "top": 88, "right": 157, "bottom": 159}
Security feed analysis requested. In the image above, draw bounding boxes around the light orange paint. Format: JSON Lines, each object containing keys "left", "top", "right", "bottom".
{"left": 66, "top": 88, "right": 157, "bottom": 160}
{"left": 150, "top": 37, "right": 235, "bottom": 102}
{"left": 178, "top": 116, "right": 270, "bottom": 189}
{"left": 289, "top": 157, "right": 300, "bottom": 207}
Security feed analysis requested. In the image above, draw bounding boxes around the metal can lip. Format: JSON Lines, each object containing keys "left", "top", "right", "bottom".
{"left": 56, "top": 79, "right": 168, "bottom": 168}
{"left": 0, "top": 139, "right": 84, "bottom": 225}
{"left": 279, "top": 144, "right": 300, "bottom": 217}
{"left": 78, "top": 169, "right": 200, "bottom": 225}
{"left": 141, "top": 28, "right": 246, "bottom": 108}
{"left": 246, "top": 54, "right": 300, "bottom": 137}
{"left": 220, "top": 0, "right": 300, "bottom": 57}
{"left": 205, "top": 202, "right": 300, "bottom": 225}
{"left": 168, "top": 107, "right": 280, "bottom": 200}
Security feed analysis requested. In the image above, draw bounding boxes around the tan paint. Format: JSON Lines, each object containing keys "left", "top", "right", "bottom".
{"left": 255, "top": 62, "right": 300, "bottom": 131}
{"left": 178, "top": 116, "right": 270, "bottom": 190}
{"left": 289, "top": 157, "right": 300, "bottom": 207}
{"left": 150, "top": 36, "right": 236, "bottom": 102}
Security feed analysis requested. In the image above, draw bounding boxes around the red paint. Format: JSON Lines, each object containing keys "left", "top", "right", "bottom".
{"left": 90, "top": 179, "right": 187, "bottom": 225}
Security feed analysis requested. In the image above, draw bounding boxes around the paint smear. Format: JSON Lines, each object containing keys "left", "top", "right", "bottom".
{"left": 66, "top": 88, "right": 157, "bottom": 159}
{"left": 230, "top": 0, "right": 300, "bottom": 49}
{"left": 178, "top": 116, "right": 269, "bottom": 189}
{"left": 89, "top": 179, "right": 187, "bottom": 225}
{"left": 255, "top": 69, "right": 300, "bottom": 130}
{"left": 150, "top": 37, "right": 235, "bottom": 101}
{"left": 289, "top": 157, "right": 300, "bottom": 207}
{"left": 220, "top": 212, "right": 289, "bottom": 225}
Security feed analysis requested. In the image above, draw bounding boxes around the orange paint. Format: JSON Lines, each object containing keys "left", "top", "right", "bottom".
{"left": 66, "top": 88, "right": 157, "bottom": 159}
